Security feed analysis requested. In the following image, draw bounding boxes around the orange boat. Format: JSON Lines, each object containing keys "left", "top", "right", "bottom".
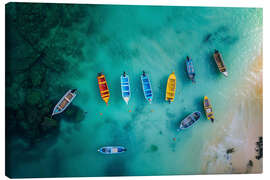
{"left": 97, "top": 72, "right": 110, "bottom": 105}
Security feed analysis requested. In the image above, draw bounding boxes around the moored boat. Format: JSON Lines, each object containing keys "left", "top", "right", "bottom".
{"left": 97, "top": 72, "right": 110, "bottom": 105}
{"left": 213, "top": 49, "right": 228, "bottom": 77}
{"left": 97, "top": 146, "right": 127, "bottom": 154}
{"left": 186, "top": 56, "right": 196, "bottom": 82}
{"left": 141, "top": 71, "right": 153, "bottom": 103}
{"left": 177, "top": 111, "right": 201, "bottom": 131}
{"left": 51, "top": 89, "right": 77, "bottom": 117}
{"left": 203, "top": 96, "right": 215, "bottom": 123}
{"left": 120, "top": 72, "right": 131, "bottom": 104}
{"left": 165, "top": 72, "right": 176, "bottom": 103}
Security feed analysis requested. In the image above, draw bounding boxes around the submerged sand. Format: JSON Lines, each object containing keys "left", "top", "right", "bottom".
{"left": 201, "top": 53, "right": 263, "bottom": 174}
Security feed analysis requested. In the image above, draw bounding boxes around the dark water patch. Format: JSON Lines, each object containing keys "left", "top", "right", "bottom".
{"left": 150, "top": 144, "right": 158, "bottom": 152}
{"left": 178, "top": 57, "right": 191, "bottom": 85}
{"left": 49, "top": 149, "right": 64, "bottom": 177}
{"left": 123, "top": 120, "right": 133, "bottom": 132}
{"left": 203, "top": 26, "right": 238, "bottom": 45}
{"left": 61, "top": 104, "right": 86, "bottom": 123}
{"left": 6, "top": 2, "right": 88, "bottom": 148}
{"left": 104, "top": 159, "right": 127, "bottom": 176}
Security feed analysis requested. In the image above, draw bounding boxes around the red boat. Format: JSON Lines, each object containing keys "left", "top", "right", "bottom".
{"left": 97, "top": 72, "right": 110, "bottom": 105}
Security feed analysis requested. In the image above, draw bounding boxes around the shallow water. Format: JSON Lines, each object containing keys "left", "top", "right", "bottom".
{"left": 6, "top": 4, "right": 262, "bottom": 177}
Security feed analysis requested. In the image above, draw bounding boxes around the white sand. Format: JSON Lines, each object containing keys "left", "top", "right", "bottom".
{"left": 201, "top": 54, "right": 263, "bottom": 174}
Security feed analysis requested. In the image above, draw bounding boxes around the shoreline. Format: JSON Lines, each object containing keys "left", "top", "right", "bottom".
{"left": 201, "top": 52, "right": 263, "bottom": 174}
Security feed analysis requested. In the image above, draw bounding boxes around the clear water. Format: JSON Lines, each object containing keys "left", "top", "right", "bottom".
{"left": 8, "top": 5, "right": 262, "bottom": 177}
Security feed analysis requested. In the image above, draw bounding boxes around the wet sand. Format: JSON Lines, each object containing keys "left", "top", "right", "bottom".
{"left": 201, "top": 53, "right": 263, "bottom": 174}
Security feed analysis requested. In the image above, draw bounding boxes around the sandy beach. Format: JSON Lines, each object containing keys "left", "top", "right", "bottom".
{"left": 201, "top": 52, "right": 263, "bottom": 174}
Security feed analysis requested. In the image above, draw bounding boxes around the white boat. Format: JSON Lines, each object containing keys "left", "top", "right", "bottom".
{"left": 51, "top": 89, "right": 77, "bottom": 117}
{"left": 98, "top": 146, "right": 127, "bottom": 154}
{"left": 120, "top": 72, "right": 131, "bottom": 104}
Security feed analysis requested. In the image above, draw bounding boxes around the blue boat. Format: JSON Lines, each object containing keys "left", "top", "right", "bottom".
{"left": 177, "top": 111, "right": 201, "bottom": 131}
{"left": 120, "top": 72, "right": 131, "bottom": 104}
{"left": 97, "top": 146, "right": 127, "bottom": 154}
{"left": 141, "top": 71, "right": 153, "bottom": 103}
{"left": 186, "top": 56, "right": 196, "bottom": 83}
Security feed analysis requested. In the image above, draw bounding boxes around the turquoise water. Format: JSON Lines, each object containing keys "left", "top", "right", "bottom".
{"left": 6, "top": 4, "right": 262, "bottom": 177}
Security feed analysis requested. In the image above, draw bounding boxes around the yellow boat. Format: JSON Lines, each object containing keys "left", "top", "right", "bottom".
{"left": 203, "top": 96, "right": 215, "bottom": 123}
{"left": 165, "top": 72, "right": 176, "bottom": 103}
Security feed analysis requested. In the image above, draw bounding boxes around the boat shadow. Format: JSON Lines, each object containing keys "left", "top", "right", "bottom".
{"left": 155, "top": 75, "right": 168, "bottom": 104}
{"left": 204, "top": 51, "right": 221, "bottom": 77}
{"left": 177, "top": 57, "right": 190, "bottom": 85}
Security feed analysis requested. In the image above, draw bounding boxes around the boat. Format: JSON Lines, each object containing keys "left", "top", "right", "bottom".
{"left": 165, "top": 72, "right": 176, "bottom": 103}
{"left": 97, "top": 146, "right": 127, "bottom": 154}
{"left": 97, "top": 72, "right": 110, "bottom": 105}
{"left": 177, "top": 111, "right": 201, "bottom": 131}
{"left": 51, "top": 89, "right": 77, "bottom": 117}
{"left": 120, "top": 72, "right": 131, "bottom": 104}
{"left": 213, "top": 49, "right": 228, "bottom": 77}
{"left": 141, "top": 71, "right": 153, "bottom": 103}
{"left": 203, "top": 96, "right": 215, "bottom": 123}
{"left": 186, "top": 56, "right": 196, "bottom": 82}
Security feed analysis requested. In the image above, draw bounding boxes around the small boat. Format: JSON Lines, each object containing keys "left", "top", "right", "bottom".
{"left": 120, "top": 72, "right": 131, "bottom": 104}
{"left": 97, "top": 72, "right": 110, "bottom": 105}
{"left": 97, "top": 146, "right": 127, "bottom": 154}
{"left": 165, "top": 72, "right": 176, "bottom": 103}
{"left": 186, "top": 56, "right": 196, "bottom": 82}
{"left": 51, "top": 89, "right": 77, "bottom": 117}
{"left": 213, "top": 49, "right": 228, "bottom": 77}
{"left": 203, "top": 96, "right": 215, "bottom": 123}
{"left": 177, "top": 111, "right": 201, "bottom": 131}
{"left": 141, "top": 71, "right": 153, "bottom": 103}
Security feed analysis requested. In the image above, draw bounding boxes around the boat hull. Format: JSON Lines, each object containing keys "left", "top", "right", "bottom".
{"left": 178, "top": 111, "right": 201, "bottom": 130}
{"left": 98, "top": 146, "right": 126, "bottom": 154}
{"left": 121, "top": 73, "right": 131, "bottom": 104}
{"left": 203, "top": 96, "right": 215, "bottom": 123}
{"left": 213, "top": 50, "right": 228, "bottom": 77}
{"left": 52, "top": 89, "right": 77, "bottom": 116}
{"left": 141, "top": 72, "right": 153, "bottom": 103}
{"left": 186, "top": 58, "right": 196, "bottom": 82}
{"left": 97, "top": 73, "right": 110, "bottom": 105}
{"left": 165, "top": 72, "right": 176, "bottom": 102}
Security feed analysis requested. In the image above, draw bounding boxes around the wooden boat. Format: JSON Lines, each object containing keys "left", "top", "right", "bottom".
{"left": 51, "top": 89, "right": 77, "bottom": 117}
{"left": 165, "top": 72, "right": 176, "bottom": 103}
{"left": 177, "top": 111, "right": 201, "bottom": 131}
{"left": 203, "top": 96, "right": 215, "bottom": 123}
{"left": 97, "top": 146, "right": 127, "bottom": 154}
{"left": 141, "top": 71, "right": 153, "bottom": 104}
{"left": 213, "top": 49, "right": 228, "bottom": 77}
{"left": 97, "top": 72, "right": 110, "bottom": 105}
{"left": 186, "top": 56, "right": 196, "bottom": 82}
{"left": 120, "top": 72, "right": 131, "bottom": 104}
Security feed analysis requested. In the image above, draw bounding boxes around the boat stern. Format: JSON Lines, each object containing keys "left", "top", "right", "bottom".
{"left": 222, "top": 71, "right": 228, "bottom": 77}
{"left": 104, "top": 97, "right": 109, "bottom": 105}
{"left": 124, "top": 97, "right": 130, "bottom": 104}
